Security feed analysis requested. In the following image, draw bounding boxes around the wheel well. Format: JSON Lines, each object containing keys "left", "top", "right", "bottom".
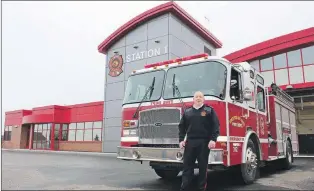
{"left": 249, "top": 134, "right": 261, "bottom": 161}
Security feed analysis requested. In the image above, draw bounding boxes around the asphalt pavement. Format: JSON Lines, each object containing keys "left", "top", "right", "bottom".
{"left": 2, "top": 150, "right": 314, "bottom": 190}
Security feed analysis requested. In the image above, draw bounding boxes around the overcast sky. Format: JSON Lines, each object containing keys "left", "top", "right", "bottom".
{"left": 2, "top": 1, "right": 314, "bottom": 130}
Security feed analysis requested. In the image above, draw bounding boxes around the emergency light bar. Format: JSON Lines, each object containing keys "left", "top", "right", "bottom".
{"left": 144, "top": 53, "right": 209, "bottom": 69}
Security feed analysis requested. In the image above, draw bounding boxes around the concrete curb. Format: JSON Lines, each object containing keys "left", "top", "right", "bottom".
{"left": 294, "top": 155, "right": 314, "bottom": 158}
{"left": 2, "top": 148, "right": 117, "bottom": 157}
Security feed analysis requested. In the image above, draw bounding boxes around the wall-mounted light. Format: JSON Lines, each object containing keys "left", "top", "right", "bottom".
{"left": 133, "top": 46, "right": 138, "bottom": 49}
{"left": 113, "top": 51, "right": 119, "bottom": 54}
{"left": 286, "top": 85, "right": 293, "bottom": 90}
{"left": 154, "top": 40, "right": 160, "bottom": 43}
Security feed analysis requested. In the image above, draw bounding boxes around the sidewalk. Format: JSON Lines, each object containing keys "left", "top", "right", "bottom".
{"left": 2, "top": 148, "right": 117, "bottom": 157}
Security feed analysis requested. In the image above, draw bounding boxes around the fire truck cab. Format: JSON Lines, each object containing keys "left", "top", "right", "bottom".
{"left": 117, "top": 53, "right": 299, "bottom": 184}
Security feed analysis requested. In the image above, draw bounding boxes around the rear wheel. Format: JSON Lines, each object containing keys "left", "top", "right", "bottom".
{"left": 240, "top": 139, "right": 259, "bottom": 184}
{"left": 154, "top": 169, "right": 180, "bottom": 180}
{"left": 281, "top": 140, "right": 293, "bottom": 170}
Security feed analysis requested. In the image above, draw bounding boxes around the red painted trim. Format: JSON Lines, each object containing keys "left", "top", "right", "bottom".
{"left": 279, "top": 82, "right": 314, "bottom": 90}
{"left": 300, "top": 49, "right": 306, "bottom": 83}
{"left": 97, "top": 2, "right": 222, "bottom": 53}
{"left": 286, "top": 53, "right": 290, "bottom": 84}
{"left": 272, "top": 56, "right": 276, "bottom": 83}
{"left": 22, "top": 114, "right": 54, "bottom": 124}
{"left": 224, "top": 27, "right": 314, "bottom": 63}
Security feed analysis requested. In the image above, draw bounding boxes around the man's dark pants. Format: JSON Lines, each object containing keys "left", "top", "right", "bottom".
{"left": 180, "top": 139, "right": 210, "bottom": 191}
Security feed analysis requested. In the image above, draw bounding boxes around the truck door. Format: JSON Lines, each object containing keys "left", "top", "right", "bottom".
{"left": 256, "top": 84, "right": 268, "bottom": 159}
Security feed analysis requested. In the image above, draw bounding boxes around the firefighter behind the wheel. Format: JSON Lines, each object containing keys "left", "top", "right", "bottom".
{"left": 179, "top": 91, "right": 220, "bottom": 191}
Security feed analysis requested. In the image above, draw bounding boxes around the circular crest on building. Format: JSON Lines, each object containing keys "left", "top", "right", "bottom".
{"left": 108, "top": 55, "right": 123, "bottom": 77}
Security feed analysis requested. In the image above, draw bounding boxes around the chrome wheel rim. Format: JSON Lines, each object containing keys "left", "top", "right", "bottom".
{"left": 245, "top": 147, "right": 257, "bottom": 176}
{"left": 288, "top": 145, "right": 292, "bottom": 163}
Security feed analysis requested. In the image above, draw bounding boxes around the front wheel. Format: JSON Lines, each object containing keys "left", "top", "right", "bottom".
{"left": 240, "top": 139, "right": 259, "bottom": 184}
{"left": 154, "top": 169, "right": 180, "bottom": 180}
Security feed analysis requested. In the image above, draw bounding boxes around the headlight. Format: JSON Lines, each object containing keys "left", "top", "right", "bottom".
{"left": 123, "top": 129, "right": 137, "bottom": 136}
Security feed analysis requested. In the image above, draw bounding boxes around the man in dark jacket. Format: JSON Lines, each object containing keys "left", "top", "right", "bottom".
{"left": 179, "top": 91, "right": 220, "bottom": 191}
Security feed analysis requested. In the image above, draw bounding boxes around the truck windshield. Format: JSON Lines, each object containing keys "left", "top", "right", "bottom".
{"left": 123, "top": 70, "right": 165, "bottom": 104}
{"left": 163, "top": 61, "right": 227, "bottom": 100}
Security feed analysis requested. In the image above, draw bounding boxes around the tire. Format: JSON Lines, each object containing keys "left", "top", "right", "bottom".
{"left": 154, "top": 169, "right": 180, "bottom": 180}
{"left": 240, "top": 139, "right": 259, "bottom": 184}
{"left": 282, "top": 140, "right": 293, "bottom": 170}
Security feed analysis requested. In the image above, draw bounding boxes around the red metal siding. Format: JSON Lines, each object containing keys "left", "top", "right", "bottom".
{"left": 5, "top": 101, "right": 104, "bottom": 125}
{"left": 224, "top": 27, "right": 314, "bottom": 63}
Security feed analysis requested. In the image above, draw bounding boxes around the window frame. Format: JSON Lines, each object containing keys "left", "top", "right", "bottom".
{"left": 63, "top": 121, "right": 103, "bottom": 142}
{"left": 3, "top": 126, "right": 13, "bottom": 141}
{"left": 256, "top": 85, "right": 266, "bottom": 112}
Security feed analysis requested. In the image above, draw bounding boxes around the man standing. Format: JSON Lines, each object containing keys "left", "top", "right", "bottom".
{"left": 179, "top": 91, "right": 220, "bottom": 191}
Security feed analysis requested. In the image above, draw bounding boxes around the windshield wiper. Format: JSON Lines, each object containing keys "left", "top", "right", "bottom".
{"left": 132, "top": 77, "right": 155, "bottom": 119}
{"left": 172, "top": 74, "right": 186, "bottom": 111}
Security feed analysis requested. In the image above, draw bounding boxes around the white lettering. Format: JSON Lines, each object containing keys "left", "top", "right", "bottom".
{"left": 125, "top": 45, "right": 168, "bottom": 63}
{"left": 132, "top": 53, "right": 136, "bottom": 61}
{"left": 148, "top": 49, "right": 154, "bottom": 57}
{"left": 135, "top": 52, "right": 141, "bottom": 60}
{"left": 126, "top": 55, "right": 131, "bottom": 63}
{"left": 140, "top": 51, "right": 145, "bottom": 58}
{"left": 154, "top": 48, "right": 161, "bottom": 56}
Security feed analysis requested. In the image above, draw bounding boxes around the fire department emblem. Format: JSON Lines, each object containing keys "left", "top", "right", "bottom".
{"left": 108, "top": 55, "right": 123, "bottom": 77}
{"left": 229, "top": 116, "right": 245, "bottom": 128}
{"left": 201, "top": 111, "right": 206, "bottom": 116}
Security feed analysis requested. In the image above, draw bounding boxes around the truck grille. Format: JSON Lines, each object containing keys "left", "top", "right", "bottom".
{"left": 138, "top": 108, "right": 181, "bottom": 144}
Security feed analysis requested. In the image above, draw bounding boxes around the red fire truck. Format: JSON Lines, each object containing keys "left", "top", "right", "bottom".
{"left": 117, "top": 53, "right": 299, "bottom": 184}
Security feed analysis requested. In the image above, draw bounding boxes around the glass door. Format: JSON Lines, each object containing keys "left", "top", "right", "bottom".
{"left": 32, "top": 123, "right": 52, "bottom": 150}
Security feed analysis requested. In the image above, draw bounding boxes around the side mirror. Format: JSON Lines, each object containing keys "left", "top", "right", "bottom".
{"left": 243, "top": 88, "right": 253, "bottom": 101}
{"left": 230, "top": 79, "right": 237, "bottom": 88}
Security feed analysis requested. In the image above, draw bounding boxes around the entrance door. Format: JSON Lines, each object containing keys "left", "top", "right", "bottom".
{"left": 32, "top": 124, "right": 52, "bottom": 150}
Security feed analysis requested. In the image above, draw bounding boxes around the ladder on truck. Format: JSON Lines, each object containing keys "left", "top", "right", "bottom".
{"left": 269, "top": 83, "right": 295, "bottom": 108}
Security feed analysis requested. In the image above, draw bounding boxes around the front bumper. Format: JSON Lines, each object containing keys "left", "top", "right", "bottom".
{"left": 117, "top": 146, "right": 224, "bottom": 165}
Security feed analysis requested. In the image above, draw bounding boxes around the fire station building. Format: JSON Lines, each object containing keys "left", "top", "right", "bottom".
{"left": 2, "top": 1, "right": 314, "bottom": 154}
{"left": 224, "top": 27, "right": 314, "bottom": 154}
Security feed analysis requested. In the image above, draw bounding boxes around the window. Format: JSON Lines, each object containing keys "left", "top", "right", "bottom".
{"left": 275, "top": 69, "right": 288, "bottom": 85}
{"left": 66, "top": 121, "right": 102, "bottom": 142}
{"left": 204, "top": 46, "right": 211, "bottom": 56}
{"left": 302, "top": 45, "right": 314, "bottom": 65}
{"left": 256, "top": 74, "right": 264, "bottom": 85}
{"left": 230, "top": 68, "right": 243, "bottom": 101}
{"left": 123, "top": 70, "right": 165, "bottom": 105}
{"left": 274, "top": 53, "right": 287, "bottom": 69}
{"left": 260, "top": 57, "right": 273, "bottom": 71}
{"left": 163, "top": 61, "right": 227, "bottom": 99}
{"left": 61, "top": 124, "right": 68, "bottom": 141}
{"left": 257, "top": 86, "right": 265, "bottom": 112}
{"left": 3, "top": 126, "right": 12, "bottom": 141}
{"left": 287, "top": 49, "right": 301, "bottom": 67}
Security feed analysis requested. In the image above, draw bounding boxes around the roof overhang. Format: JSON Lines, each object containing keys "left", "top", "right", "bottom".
{"left": 224, "top": 27, "right": 314, "bottom": 63}
{"left": 98, "top": 1, "right": 222, "bottom": 54}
